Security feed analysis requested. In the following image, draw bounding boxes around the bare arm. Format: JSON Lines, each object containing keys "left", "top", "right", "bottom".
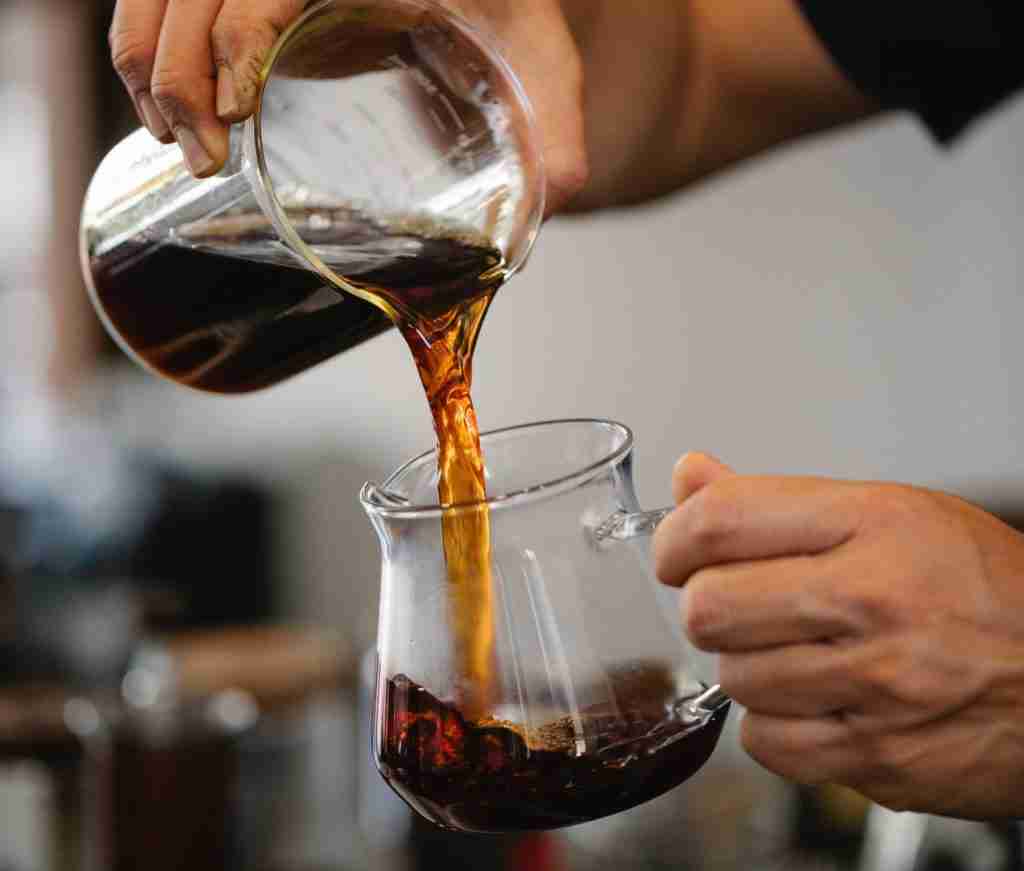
{"left": 563, "top": 0, "right": 878, "bottom": 209}
{"left": 109, "top": 0, "right": 877, "bottom": 213}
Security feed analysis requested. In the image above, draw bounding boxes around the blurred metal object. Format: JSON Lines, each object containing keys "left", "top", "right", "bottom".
{"left": 859, "top": 805, "right": 1016, "bottom": 871}
{"left": 859, "top": 806, "right": 928, "bottom": 871}
{"left": 0, "top": 687, "right": 110, "bottom": 871}
{"left": 111, "top": 644, "right": 252, "bottom": 871}
{"left": 117, "top": 626, "right": 355, "bottom": 871}
{"left": 0, "top": 760, "right": 57, "bottom": 871}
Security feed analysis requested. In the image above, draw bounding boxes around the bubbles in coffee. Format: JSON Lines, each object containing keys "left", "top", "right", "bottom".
{"left": 376, "top": 670, "right": 729, "bottom": 833}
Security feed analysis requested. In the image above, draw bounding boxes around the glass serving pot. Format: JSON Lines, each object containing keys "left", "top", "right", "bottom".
{"left": 79, "top": 0, "right": 544, "bottom": 394}
{"left": 362, "top": 419, "right": 730, "bottom": 833}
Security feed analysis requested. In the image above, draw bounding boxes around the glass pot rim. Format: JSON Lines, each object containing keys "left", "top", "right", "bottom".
{"left": 249, "top": 0, "right": 547, "bottom": 320}
{"left": 361, "top": 418, "right": 634, "bottom": 519}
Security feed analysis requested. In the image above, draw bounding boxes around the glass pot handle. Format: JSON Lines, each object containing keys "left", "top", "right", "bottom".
{"left": 591, "top": 508, "right": 731, "bottom": 721}
{"left": 591, "top": 507, "right": 673, "bottom": 542}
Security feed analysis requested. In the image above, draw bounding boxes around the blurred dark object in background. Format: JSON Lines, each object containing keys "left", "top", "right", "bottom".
{"left": 0, "top": 461, "right": 279, "bottom": 686}
{"left": 111, "top": 628, "right": 351, "bottom": 871}
{"left": 0, "top": 387, "right": 286, "bottom": 871}
{"left": 129, "top": 468, "right": 278, "bottom": 633}
{"left": 793, "top": 784, "right": 871, "bottom": 868}
{"left": 0, "top": 385, "right": 281, "bottom": 690}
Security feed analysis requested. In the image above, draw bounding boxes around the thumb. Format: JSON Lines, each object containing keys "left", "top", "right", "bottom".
{"left": 671, "top": 452, "right": 736, "bottom": 505}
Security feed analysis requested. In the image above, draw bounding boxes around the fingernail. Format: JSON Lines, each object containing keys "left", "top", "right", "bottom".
{"left": 174, "top": 127, "right": 215, "bottom": 176}
{"left": 138, "top": 92, "right": 170, "bottom": 140}
{"left": 216, "top": 68, "right": 238, "bottom": 118}
{"left": 678, "top": 451, "right": 724, "bottom": 469}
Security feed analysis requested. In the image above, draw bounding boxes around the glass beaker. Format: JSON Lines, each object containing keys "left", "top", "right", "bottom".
{"left": 362, "top": 419, "right": 731, "bottom": 834}
{"left": 79, "top": 0, "right": 544, "bottom": 394}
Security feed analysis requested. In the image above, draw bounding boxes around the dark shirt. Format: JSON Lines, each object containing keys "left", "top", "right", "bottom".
{"left": 796, "top": 1, "right": 1022, "bottom": 142}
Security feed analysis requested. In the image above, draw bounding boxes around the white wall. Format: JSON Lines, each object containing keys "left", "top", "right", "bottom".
{"left": 115, "top": 99, "right": 1024, "bottom": 645}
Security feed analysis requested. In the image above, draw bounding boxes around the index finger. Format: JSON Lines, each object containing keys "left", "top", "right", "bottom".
{"left": 150, "top": 0, "right": 229, "bottom": 176}
{"left": 682, "top": 554, "right": 858, "bottom": 652}
{"left": 110, "top": 0, "right": 172, "bottom": 139}
{"left": 654, "top": 476, "right": 862, "bottom": 587}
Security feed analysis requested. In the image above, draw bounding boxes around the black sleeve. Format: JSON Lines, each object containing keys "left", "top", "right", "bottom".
{"left": 795, "top": 1, "right": 1023, "bottom": 143}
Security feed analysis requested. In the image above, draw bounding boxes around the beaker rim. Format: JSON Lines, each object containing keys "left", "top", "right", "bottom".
{"left": 361, "top": 418, "right": 635, "bottom": 519}
{"left": 250, "top": 0, "right": 546, "bottom": 320}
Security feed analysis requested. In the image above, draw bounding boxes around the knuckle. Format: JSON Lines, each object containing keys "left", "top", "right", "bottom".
{"left": 238, "top": 51, "right": 269, "bottom": 98}
{"left": 652, "top": 508, "right": 686, "bottom": 585}
{"left": 685, "top": 486, "right": 739, "bottom": 551}
{"left": 814, "top": 648, "right": 854, "bottom": 695}
{"left": 210, "top": 19, "right": 239, "bottom": 65}
{"left": 211, "top": 17, "right": 249, "bottom": 63}
{"left": 857, "top": 735, "right": 911, "bottom": 785}
{"left": 822, "top": 572, "right": 903, "bottom": 633}
{"left": 856, "top": 483, "right": 926, "bottom": 530}
{"left": 110, "top": 37, "right": 155, "bottom": 89}
{"left": 853, "top": 586, "right": 902, "bottom": 631}
{"left": 849, "top": 646, "right": 911, "bottom": 708}
{"left": 547, "top": 145, "right": 590, "bottom": 204}
{"left": 738, "top": 715, "right": 773, "bottom": 763}
{"left": 716, "top": 653, "right": 739, "bottom": 690}
{"left": 877, "top": 647, "right": 929, "bottom": 707}
{"left": 793, "top": 558, "right": 849, "bottom": 636}
{"left": 560, "top": 36, "right": 585, "bottom": 85}
{"left": 150, "top": 71, "right": 200, "bottom": 122}
{"left": 540, "top": 47, "right": 588, "bottom": 210}
{"left": 716, "top": 654, "right": 752, "bottom": 701}
{"left": 683, "top": 576, "right": 725, "bottom": 649}
{"left": 862, "top": 636, "right": 975, "bottom": 713}
{"left": 212, "top": 14, "right": 285, "bottom": 65}
{"left": 853, "top": 483, "right": 895, "bottom": 518}
{"left": 856, "top": 655, "right": 897, "bottom": 700}
{"left": 740, "top": 716, "right": 827, "bottom": 785}
{"left": 867, "top": 671, "right": 909, "bottom": 712}
{"left": 652, "top": 542, "right": 674, "bottom": 587}
{"left": 212, "top": 14, "right": 290, "bottom": 103}
{"left": 671, "top": 456, "right": 688, "bottom": 501}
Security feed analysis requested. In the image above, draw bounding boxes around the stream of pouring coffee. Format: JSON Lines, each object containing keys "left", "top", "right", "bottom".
{"left": 394, "top": 269, "right": 503, "bottom": 721}
{"left": 326, "top": 214, "right": 506, "bottom": 720}
{"left": 281, "top": 213, "right": 505, "bottom": 718}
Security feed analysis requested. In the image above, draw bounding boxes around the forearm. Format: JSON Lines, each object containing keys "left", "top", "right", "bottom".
{"left": 563, "top": 0, "right": 878, "bottom": 210}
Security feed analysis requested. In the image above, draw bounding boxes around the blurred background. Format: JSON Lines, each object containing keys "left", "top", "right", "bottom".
{"left": 2, "top": 0, "right": 1024, "bottom": 868}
